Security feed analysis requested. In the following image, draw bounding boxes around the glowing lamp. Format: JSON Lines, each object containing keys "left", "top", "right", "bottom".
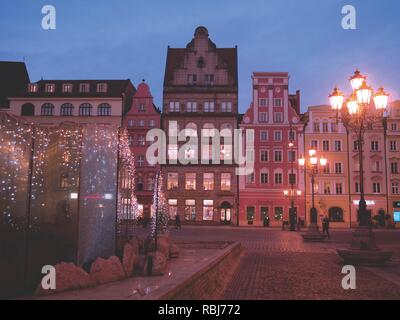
{"left": 329, "top": 87, "right": 344, "bottom": 110}
{"left": 356, "top": 81, "right": 372, "bottom": 105}
{"left": 310, "top": 156, "right": 318, "bottom": 165}
{"left": 319, "top": 157, "right": 327, "bottom": 166}
{"left": 373, "top": 87, "right": 389, "bottom": 110}
{"left": 283, "top": 190, "right": 289, "bottom": 196}
{"left": 308, "top": 148, "right": 316, "bottom": 157}
{"left": 298, "top": 158, "right": 305, "bottom": 166}
{"left": 346, "top": 94, "right": 359, "bottom": 115}
{"left": 350, "top": 69, "right": 367, "bottom": 91}
{"left": 296, "top": 190, "right": 302, "bottom": 196}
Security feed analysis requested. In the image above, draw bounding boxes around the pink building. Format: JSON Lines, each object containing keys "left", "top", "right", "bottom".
{"left": 123, "top": 81, "right": 161, "bottom": 220}
{"left": 239, "top": 72, "right": 304, "bottom": 227}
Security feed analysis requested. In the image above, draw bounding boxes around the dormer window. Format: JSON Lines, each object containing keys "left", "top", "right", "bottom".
{"left": 80, "top": 83, "right": 90, "bottom": 93}
{"left": 97, "top": 83, "right": 108, "bottom": 93}
{"left": 205, "top": 74, "right": 214, "bottom": 85}
{"left": 138, "top": 104, "right": 146, "bottom": 112}
{"left": 28, "top": 83, "right": 38, "bottom": 93}
{"left": 45, "top": 83, "right": 55, "bottom": 93}
{"left": 187, "top": 74, "right": 197, "bottom": 85}
{"left": 62, "top": 83, "right": 73, "bottom": 93}
{"left": 197, "top": 57, "right": 204, "bottom": 68}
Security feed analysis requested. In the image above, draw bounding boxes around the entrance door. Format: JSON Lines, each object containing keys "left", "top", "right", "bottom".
{"left": 221, "top": 208, "right": 231, "bottom": 223}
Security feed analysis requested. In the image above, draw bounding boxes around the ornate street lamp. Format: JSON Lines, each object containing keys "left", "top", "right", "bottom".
{"left": 329, "top": 70, "right": 392, "bottom": 265}
{"left": 298, "top": 148, "right": 327, "bottom": 241}
{"left": 287, "top": 125, "right": 298, "bottom": 231}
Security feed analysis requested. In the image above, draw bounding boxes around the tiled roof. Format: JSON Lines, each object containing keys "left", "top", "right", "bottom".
{"left": 0, "top": 61, "right": 30, "bottom": 107}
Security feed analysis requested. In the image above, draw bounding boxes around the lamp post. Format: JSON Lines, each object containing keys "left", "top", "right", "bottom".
{"left": 298, "top": 148, "right": 327, "bottom": 241}
{"left": 329, "top": 69, "right": 392, "bottom": 265}
{"left": 283, "top": 188, "right": 302, "bottom": 231}
{"left": 287, "top": 127, "right": 297, "bottom": 231}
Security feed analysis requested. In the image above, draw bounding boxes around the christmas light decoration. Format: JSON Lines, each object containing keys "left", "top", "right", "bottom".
{"left": 150, "top": 171, "right": 169, "bottom": 241}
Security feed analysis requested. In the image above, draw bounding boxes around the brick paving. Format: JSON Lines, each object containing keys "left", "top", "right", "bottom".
{"left": 167, "top": 226, "right": 400, "bottom": 299}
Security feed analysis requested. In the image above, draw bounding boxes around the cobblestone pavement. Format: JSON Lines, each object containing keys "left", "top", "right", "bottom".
{"left": 166, "top": 226, "right": 400, "bottom": 300}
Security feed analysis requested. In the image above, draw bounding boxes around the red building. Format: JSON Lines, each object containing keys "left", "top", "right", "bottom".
{"left": 124, "top": 80, "right": 161, "bottom": 220}
{"left": 239, "top": 72, "right": 304, "bottom": 227}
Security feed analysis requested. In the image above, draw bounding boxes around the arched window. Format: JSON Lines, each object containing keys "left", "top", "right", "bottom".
{"left": 328, "top": 207, "right": 344, "bottom": 222}
{"left": 79, "top": 103, "right": 92, "bottom": 116}
{"left": 202, "top": 123, "right": 215, "bottom": 137}
{"left": 21, "top": 103, "right": 35, "bottom": 116}
{"left": 185, "top": 122, "right": 197, "bottom": 136}
{"left": 41, "top": 103, "right": 54, "bottom": 116}
{"left": 98, "top": 103, "right": 111, "bottom": 116}
{"left": 146, "top": 174, "right": 155, "bottom": 191}
{"left": 60, "top": 103, "right": 74, "bottom": 116}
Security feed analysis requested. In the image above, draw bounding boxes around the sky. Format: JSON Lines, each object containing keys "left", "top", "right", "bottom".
{"left": 1, "top": 0, "right": 399, "bottom": 113}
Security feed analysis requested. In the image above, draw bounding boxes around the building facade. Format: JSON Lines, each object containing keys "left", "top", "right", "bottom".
{"left": 162, "top": 26, "right": 239, "bottom": 225}
{"left": 7, "top": 79, "right": 135, "bottom": 126}
{"left": 303, "top": 105, "right": 351, "bottom": 228}
{"left": 239, "top": 72, "right": 303, "bottom": 227}
{"left": 123, "top": 80, "right": 161, "bottom": 220}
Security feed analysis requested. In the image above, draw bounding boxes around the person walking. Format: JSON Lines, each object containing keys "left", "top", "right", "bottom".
{"left": 322, "top": 216, "right": 330, "bottom": 239}
{"left": 175, "top": 214, "right": 181, "bottom": 230}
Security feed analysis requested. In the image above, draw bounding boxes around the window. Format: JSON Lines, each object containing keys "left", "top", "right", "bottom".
{"left": 259, "top": 98, "right": 267, "bottom": 106}
{"left": 288, "top": 131, "right": 295, "bottom": 141}
{"left": 169, "top": 101, "right": 180, "bottom": 112}
{"left": 167, "top": 172, "right": 178, "bottom": 190}
{"left": 221, "top": 102, "right": 232, "bottom": 112}
{"left": 137, "top": 155, "right": 145, "bottom": 167}
{"left": 146, "top": 175, "right": 154, "bottom": 191}
{"left": 331, "top": 122, "right": 338, "bottom": 132}
{"left": 168, "top": 121, "right": 179, "bottom": 136}
{"left": 259, "top": 112, "right": 267, "bottom": 122}
{"left": 274, "top": 173, "right": 283, "bottom": 185}
{"left": 392, "top": 183, "right": 399, "bottom": 194}
{"left": 185, "top": 200, "right": 196, "bottom": 221}
{"left": 149, "top": 120, "right": 155, "bottom": 127}
{"left": 261, "top": 172, "right": 268, "bottom": 184}
{"left": 390, "top": 140, "right": 397, "bottom": 151}
{"left": 187, "top": 74, "right": 197, "bottom": 85}
{"left": 185, "top": 173, "right": 196, "bottom": 190}
{"left": 202, "top": 123, "right": 215, "bottom": 137}
{"left": 289, "top": 173, "right": 296, "bottom": 185}
{"left": 324, "top": 182, "right": 331, "bottom": 194}
{"left": 203, "top": 173, "right": 214, "bottom": 190}
{"left": 311, "top": 140, "right": 318, "bottom": 149}
{"left": 41, "top": 103, "right": 54, "bottom": 116}
{"left": 373, "top": 182, "right": 381, "bottom": 193}
{"left": 62, "top": 83, "right": 73, "bottom": 93}
{"left": 391, "top": 162, "right": 398, "bottom": 174}
{"left": 168, "top": 199, "right": 178, "bottom": 219}
{"left": 168, "top": 144, "right": 178, "bottom": 160}
{"left": 45, "top": 83, "right": 55, "bottom": 93}
{"left": 274, "top": 207, "right": 283, "bottom": 220}
{"left": 247, "top": 207, "right": 255, "bottom": 222}
{"left": 136, "top": 176, "right": 144, "bottom": 191}
{"left": 137, "top": 135, "right": 145, "bottom": 146}
{"left": 98, "top": 103, "right": 111, "bottom": 116}
{"left": 60, "top": 103, "right": 74, "bottom": 116}
{"left": 274, "top": 150, "right": 282, "bottom": 162}
{"left": 322, "top": 123, "right": 329, "bottom": 133}
{"left": 335, "top": 163, "right": 343, "bottom": 174}
{"left": 80, "top": 83, "right": 90, "bottom": 93}
{"left": 204, "top": 101, "right": 215, "bottom": 112}
{"left": 221, "top": 173, "right": 231, "bottom": 191}
{"left": 288, "top": 150, "right": 296, "bottom": 162}
{"left": 334, "top": 140, "right": 342, "bottom": 152}
{"left": 322, "top": 140, "right": 329, "bottom": 152}
{"left": 185, "top": 122, "right": 198, "bottom": 137}
{"left": 79, "top": 103, "right": 92, "bottom": 116}
{"left": 329, "top": 207, "right": 344, "bottom": 222}
{"left": 313, "top": 122, "right": 320, "bottom": 132}
{"left": 260, "top": 150, "right": 268, "bottom": 162}
{"left": 96, "top": 83, "right": 108, "bottom": 93}
{"left": 203, "top": 200, "right": 213, "bottom": 220}
{"left": 137, "top": 103, "right": 145, "bottom": 112}
{"left": 353, "top": 140, "right": 359, "bottom": 151}
{"left": 374, "top": 161, "right": 381, "bottom": 172}
{"left": 273, "top": 98, "right": 282, "bottom": 107}
{"left": 260, "top": 131, "right": 268, "bottom": 141}
{"left": 247, "top": 172, "right": 255, "bottom": 184}
{"left": 391, "top": 123, "right": 398, "bottom": 131}
{"left": 355, "top": 182, "right": 360, "bottom": 193}
{"left": 128, "top": 135, "right": 134, "bottom": 146}
{"left": 220, "top": 144, "right": 232, "bottom": 161}
{"left": 28, "top": 83, "right": 38, "bottom": 93}
{"left": 21, "top": 103, "right": 35, "bottom": 116}
{"left": 186, "top": 102, "right": 197, "bottom": 112}
{"left": 371, "top": 141, "right": 379, "bottom": 151}
{"left": 60, "top": 173, "right": 69, "bottom": 188}
{"left": 273, "top": 112, "right": 283, "bottom": 123}
{"left": 204, "top": 74, "right": 214, "bottom": 85}
{"left": 322, "top": 162, "right": 330, "bottom": 174}
{"left": 274, "top": 131, "right": 282, "bottom": 141}
{"left": 139, "top": 120, "right": 145, "bottom": 127}
{"left": 336, "top": 183, "right": 343, "bottom": 194}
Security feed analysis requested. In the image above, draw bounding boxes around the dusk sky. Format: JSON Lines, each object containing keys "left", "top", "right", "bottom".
{"left": 1, "top": 0, "right": 399, "bottom": 112}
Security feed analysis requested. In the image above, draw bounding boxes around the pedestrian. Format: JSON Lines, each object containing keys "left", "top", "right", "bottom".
{"left": 322, "top": 216, "right": 330, "bottom": 239}
{"left": 175, "top": 214, "right": 181, "bottom": 230}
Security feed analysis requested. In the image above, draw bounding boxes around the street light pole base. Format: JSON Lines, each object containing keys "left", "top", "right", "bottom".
{"left": 337, "top": 226, "right": 392, "bottom": 266}
{"left": 301, "top": 223, "right": 326, "bottom": 242}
